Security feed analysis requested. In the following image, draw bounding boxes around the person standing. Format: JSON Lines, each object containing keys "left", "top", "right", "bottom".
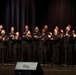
{"left": 24, "top": 31, "right": 32, "bottom": 61}
{"left": 8, "top": 27, "right": 15, "bottom": 62}
{"left": 47, "top": 32, "right": 53, "bottom": 64}
{"left": 72, "top": 29, "right": 76, "bottom": 65}
{"left": 53, "top": 28, "right": 61, "bottom": 65}
{"left": 32, "top": 27, "right": 41, "bottom": 62}
{"left": 40, "top": 29, "right": 48, "bottom": 64}
{"left": 60, "top": 29, "right": 65, "bottom": 64}
{"left": 64, "top": 25, "right": 73, "bottom": 65}
{"left": 0, "top": 30, "right": 8, "bottom": 64}
{"left": 13, "top": 32, "right": 21, "bottom": 63}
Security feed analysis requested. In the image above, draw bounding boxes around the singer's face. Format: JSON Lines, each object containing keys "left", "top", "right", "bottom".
{"left": 44, "top": 25, "right": 48, "bottom": 30}
{"left": 0, "top": 25, "right": 3, "bottom": 29}
{"left": 66, "top": 27, "right": 70, "bottom": 31}
{"left": 1, "top": 30, "right": 5, "bottom": 34}
{"left": 72, "top": 30, "right": 75, "bottom": 33}
{"left": 55, "top": 26, "right": 59, "bottom": 31}
{"left": 42, "top": 29, "right": 45, "bottom": 33}
{"left": 11, "top": 27, "right": 14, "bottom": 31}
{"left": 54, "top": 29, "right": 58, "bottom": 33}
{"left": 16, "top": 32, "right": 19, "bottom": 36}
{"left": 25, "top": 25, "right": 29, "bottom": 29}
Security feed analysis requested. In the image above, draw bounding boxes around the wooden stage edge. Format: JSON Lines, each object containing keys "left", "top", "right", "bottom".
{"left": 0, "top": 63, "right": 76, "bottom": 75}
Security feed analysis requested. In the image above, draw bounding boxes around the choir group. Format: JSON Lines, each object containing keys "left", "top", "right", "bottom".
{"left": 0, "top": 24, "right": 76, "bottom": 66}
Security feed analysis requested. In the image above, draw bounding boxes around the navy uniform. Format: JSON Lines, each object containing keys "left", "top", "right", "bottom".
{"left": 13, "top": 32, "right": 21, "bottom": 63}
{"left": 24, "top": 31, "right": 32, "bottom": 62}
{"left": 21, "top": 31, "right": 28, "bottom": 61}
{"left": 72, "top": 30, "right": 76, "bottom": 65}
{"left": 8, "top": 32, "right": 15, "bottom": 62}
{"left": 64, "top": 30, "right": 73, "bottom": 65}
{"left": 47, "top": 32, "right": 53, "bottom": 64}
{"left": 33, "top": 30, "right": 41, "bottom": 62}
{"left": 40, "top": 29, "right": 48, "bottom": 64}
{"left": 53, "top": 30, "right": 61, "bottom": 65}
{"left": 60, "top": 30, "right": 65, "bottom": 64}
{"left": 1, "top": 34, "right": 8, "bottom": 64}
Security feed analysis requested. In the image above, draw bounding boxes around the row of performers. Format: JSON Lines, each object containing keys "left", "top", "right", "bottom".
{"left": 0, "top": 25, "right": 76, "bottom": 65}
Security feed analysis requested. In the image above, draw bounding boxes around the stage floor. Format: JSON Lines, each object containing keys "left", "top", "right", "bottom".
{"left": 0, "top": 64, "right": 76, "bottom": 75}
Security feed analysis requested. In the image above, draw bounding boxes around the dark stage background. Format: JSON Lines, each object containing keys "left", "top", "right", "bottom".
{"left": 0, "top": 0, "right": 76, "bottom": 34}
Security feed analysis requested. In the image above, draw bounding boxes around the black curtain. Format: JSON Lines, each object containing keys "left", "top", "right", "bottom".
{"left": 3, "top": 0, "right": 36, "bottom": 35}
{"left": 35, "top": 0, "right": 76, "bottom": 31}
{"left": 0, "top": 0, "right": 76, "bottom": 34}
